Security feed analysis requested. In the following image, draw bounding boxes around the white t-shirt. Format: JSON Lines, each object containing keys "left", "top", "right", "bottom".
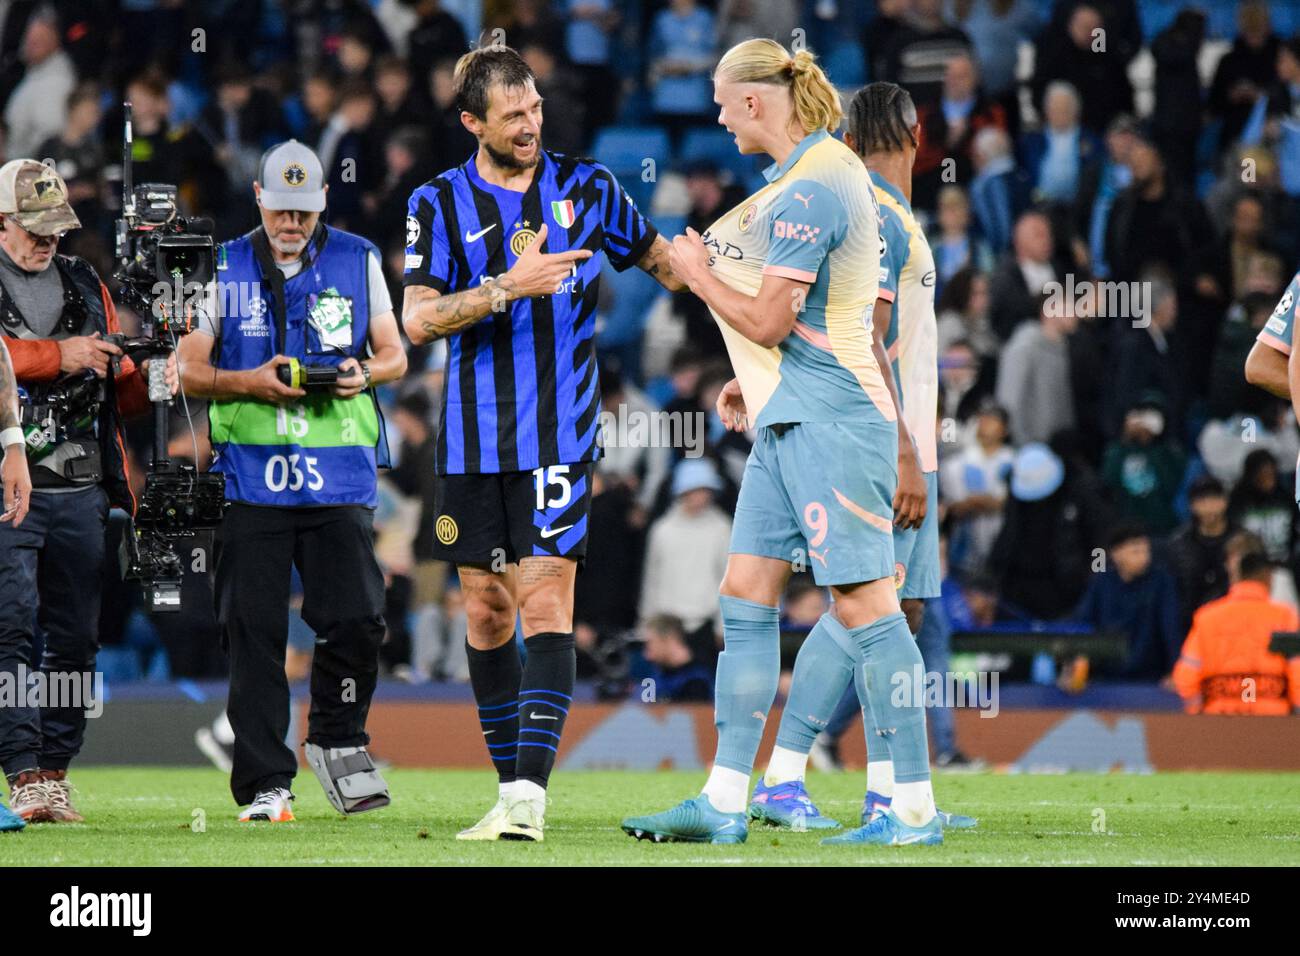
{"left": 196, "top": 250, "right": 392, "bottom": 337}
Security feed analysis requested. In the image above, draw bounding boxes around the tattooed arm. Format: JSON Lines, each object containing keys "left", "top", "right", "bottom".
{"left": 0, "top": 337, "right": 31, "bottom": 526}
{"left": 403, "top": 223, "right": 593, "bottom": 345}
{"left": 636, "top": 234, "right": 687, "bottom": 292}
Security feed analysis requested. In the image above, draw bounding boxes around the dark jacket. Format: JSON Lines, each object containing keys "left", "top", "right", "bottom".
{"left": 4, "top": 255, "right": 148, "bottom": 513}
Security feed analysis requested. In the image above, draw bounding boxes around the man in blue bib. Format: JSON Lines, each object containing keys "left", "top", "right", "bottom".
{"left": 178, "top": 141, "right": 407, "bottom": 823}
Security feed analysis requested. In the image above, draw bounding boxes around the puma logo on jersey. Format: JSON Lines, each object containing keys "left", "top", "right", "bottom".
{"left": 793, "top": 192, "right": 814, "bottom": 208}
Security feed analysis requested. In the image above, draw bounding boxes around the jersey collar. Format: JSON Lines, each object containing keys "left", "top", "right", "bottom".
{"left": 464, "top": 148, "right": 547, "bottom": 196}
{"left": 762, "top": 128, "right": 830, "bottom": 183}
{"left": 869, "top": 170, "right": 910, "bottom": 210}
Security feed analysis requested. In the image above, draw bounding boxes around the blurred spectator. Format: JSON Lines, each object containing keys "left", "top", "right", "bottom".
{"left": 371, "top": 55, "right": 426, "bottom": 145}
{"left": 1103, "top": 131, "right": 1211, "bottom": 285}
{"left": 639, "top": 459, "right": 731, "bottom": 635}
{"left": 366, "top": 126, "right": 430, "bottom": 252}
{"left": 940, "top": 402, "right": 1013, "bottom": 578}
{"left": 119, "top": 71, "right": 227, "bottom": 218}
{"left": 1074, "top": 523, "right": 1180, "bottom": 681}
{"left": 426, "top": 55, "right": 477, "bottom": 173}
{"left": 875, "top": 0, "right": 971, "bottom": 107}
{"left": 1186, "top": 194, "right": 1280, "bottom": 387}
{"left": 1167, "top": 475, "right": 1234, "bottom": 636}
{"left": 949, "top": 0, "right": 1041, "bottom": 136}
{"left": 575, "top": 469, "right": 647, "bottom": 689}
{"left": 677, "top": 160, "right": 747, "bottom": 359}
{"left": 1101, "top": 397, "right": 1186, "bottom": 537}
{"left": 197, "top": 63, "right": 287, "bottom": 232}
{"left": 36, "top": 82, "right": 105, "bottom": 242}
{"left": 597, "top": 361, "right": 673, "bottom": 512}
{"left": 717, "top": 0, "right": 799, "bottom": 52}
{"left": 930, "top": 187, "right": 994, "bottom": 302}
{"left": 648, "top": 0, "right": 717, "bottom": 145}
{"left": 336, "top": 26, "right": 380, "bottom": 82}
{"left": 319, "top": 80, "right": 381, "bottom": 229}
{"left": 1108, "top": 278, "right": 1184, "bottom": 439}
{"left": 1076, "top": 114, "right": 1136, "bottom": 279}
{"left": 521, "top": 40, "right": 586, "bottom": 155}
{"left": 1149, "top": 8, "right": 1205, "bottom": 193}
{"left": 1227, "top": 449, "right": 1298, "bottom": 573}
{"left": 4, "top": 12, "right": 75, "bottom": 158}
{"left": 913, "top": 53, "right": 1006, "bottom": 210}
{"left": 996, "top": 292, "right": 1078, "bottom": 444}
{"left": 969, "top": 127, "right": 1031, "bottom": 256}
{"left": 991, "top": 442, "right": 1108, "bottom": 619}
{"left": 935, "top": 263, "right": 996, "bottom": 358}
{"left": 1019, "top": 81, "right": 1100, "bottom": 206}
{"left": 640, "top": 614, "right": 713, "bottom": 702}
{"left": 1032, "top": 2, "right": 1133, "bottom": 136}
{"left": 297, "top": 69, "right": 338, "bottom": 145}
{"left": 1208, "top": 1, "right": 1279, "bottom": 152}
{"left": 564, "top": 0, "right": 621, "bottom": 136}
{"left": 938, "top": 338, "right": 995, "bottom": 422}
{"left": 1173, "top": 549, "right": 1300, "bottom": 715}
{"left": 1208, "top": 291, "right": 1284, "bottom": 420}
{"left": 506, "top": 0, "right": 566, "bottom": 54}
{"left": 407, "top": 0, "right": 469, "bottom": 70}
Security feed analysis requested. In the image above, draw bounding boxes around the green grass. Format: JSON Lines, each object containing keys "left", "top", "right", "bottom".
{"left": 3, "top": 768, "right": 1298, "bottom": 866}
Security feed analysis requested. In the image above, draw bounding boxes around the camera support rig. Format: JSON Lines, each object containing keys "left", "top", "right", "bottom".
{"left": 113, "top": 101, "right": 226, "bottom": 612}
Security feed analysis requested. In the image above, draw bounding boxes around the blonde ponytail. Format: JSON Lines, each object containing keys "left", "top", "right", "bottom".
{"left": 789, "top": 48, "right": 843, "bottom": 133}
{"left": 715, "top": 38, "right": 843, "bottom": 134}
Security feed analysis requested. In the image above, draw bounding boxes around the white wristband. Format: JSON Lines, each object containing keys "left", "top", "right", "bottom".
{"left": 0, "top": 426, "right": 23, "bottom": 450}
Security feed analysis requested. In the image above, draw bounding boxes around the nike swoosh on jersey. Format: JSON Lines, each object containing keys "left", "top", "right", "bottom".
{"left": 465, "top": 223, "right": 497, "bottom": 242}
{"left": 539, "top": 524, "right": 574, "bottom": 539}
{"left": 529, "top": 713, "right": 560, "bottom": 720}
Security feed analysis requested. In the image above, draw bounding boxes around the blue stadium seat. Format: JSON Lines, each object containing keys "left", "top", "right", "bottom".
{"left": 592, "top": 125, "right": 672, "bottom": 179}
{"left": 677, "top": 126, "right": 764, "bottom": 182}
{"left": 592, "top": 125, "right": 671, "bottom": 209}
{"left": 821, "top": 42, "right": 866, "bottom": 91}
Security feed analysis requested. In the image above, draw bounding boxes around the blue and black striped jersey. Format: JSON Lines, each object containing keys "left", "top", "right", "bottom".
{"left": 403, "top": 150, "right": 657, "bottom": 475}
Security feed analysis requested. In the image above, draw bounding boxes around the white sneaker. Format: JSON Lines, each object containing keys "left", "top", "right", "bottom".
{"left": 238, "top": 788, "right": 295, "bottom": 822}
{"left": 456, "top": 797, "right": 511, "bottom": 840}
{"left": 499, "top": 798, "right": 545, "bottom": 842}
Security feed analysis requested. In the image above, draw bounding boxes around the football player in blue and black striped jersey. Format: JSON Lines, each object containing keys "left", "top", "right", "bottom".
{"left": 402, "top": 44, "right": 683, "bottom": 842}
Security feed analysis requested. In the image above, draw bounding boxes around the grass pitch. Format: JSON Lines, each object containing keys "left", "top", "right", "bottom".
{"left": 3, "top": 767, "right": 1297, "bottom": 866}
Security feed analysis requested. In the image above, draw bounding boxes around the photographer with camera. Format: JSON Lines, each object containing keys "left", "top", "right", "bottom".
{"left": 0, "top": 159, "right": 177, "bottom": 824}
{"left": 177, "top": 141, "right": 406, "bottom": 823}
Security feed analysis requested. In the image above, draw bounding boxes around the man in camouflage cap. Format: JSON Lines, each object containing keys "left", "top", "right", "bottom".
{"left": 0, "top": 158, "right": 176, "bottom": 825}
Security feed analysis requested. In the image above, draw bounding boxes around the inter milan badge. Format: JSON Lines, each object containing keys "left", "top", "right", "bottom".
{"left": 435, "top": 515, "right": 459, "bottom": 546}
{"left": 283, "top": 163, "right": 307, "bottom": 187}
{"left": 510, "top": 225, "right": 539, "bottom": 256}
{"left": 307, "top": 289, "right": 354, "bottom": 350}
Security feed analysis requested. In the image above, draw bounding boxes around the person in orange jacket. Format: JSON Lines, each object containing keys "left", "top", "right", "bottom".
{"left": 0, "top": 159, "right": 177, "bottom": 825}
{"left": 1172, "top": 545, "right": 1300, "bottom": 715}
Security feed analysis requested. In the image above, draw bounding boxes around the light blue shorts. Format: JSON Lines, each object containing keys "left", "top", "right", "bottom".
{"left": 892, "top": 470, "right": 941, "bottom": 599}
{"left": 730, "top": 421, "right": 897, "bottom": 587}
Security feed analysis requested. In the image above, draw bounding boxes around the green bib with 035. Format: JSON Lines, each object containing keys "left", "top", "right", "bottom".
{"left": 309, "top": 289, "right": 354, "bottom": 351}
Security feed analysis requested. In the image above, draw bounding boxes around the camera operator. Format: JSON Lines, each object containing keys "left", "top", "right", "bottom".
{"left": 0, "top": 159, "right": 177, "bottom": 824}
{"left": 177, "top": 141, "right": 406, "bottom": 823}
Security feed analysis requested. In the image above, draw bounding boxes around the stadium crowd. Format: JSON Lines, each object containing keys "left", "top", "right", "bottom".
{"left": 4, "top": 0, "right": 1299, "bottom": 709}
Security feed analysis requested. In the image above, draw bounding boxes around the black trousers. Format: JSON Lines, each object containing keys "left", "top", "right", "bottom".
{"left": 0, "top": 486, "right": 107, "bottom": 777}
{"left": 214, "top": 503, "right": 386, "bottom": 805}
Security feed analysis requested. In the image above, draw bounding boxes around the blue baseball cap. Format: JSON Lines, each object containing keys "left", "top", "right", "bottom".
{"left": 1010, "top": 443, "right": 1065, "bottom": 502}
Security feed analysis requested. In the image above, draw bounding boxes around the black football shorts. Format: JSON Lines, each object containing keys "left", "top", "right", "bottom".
{"left": 431, "top": 462, "right": 594, "bottom": 566}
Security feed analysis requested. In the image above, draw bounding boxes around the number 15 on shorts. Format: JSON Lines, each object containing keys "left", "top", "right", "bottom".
{"left": 533, "top": 465, "right": 572, "bottom": 511}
